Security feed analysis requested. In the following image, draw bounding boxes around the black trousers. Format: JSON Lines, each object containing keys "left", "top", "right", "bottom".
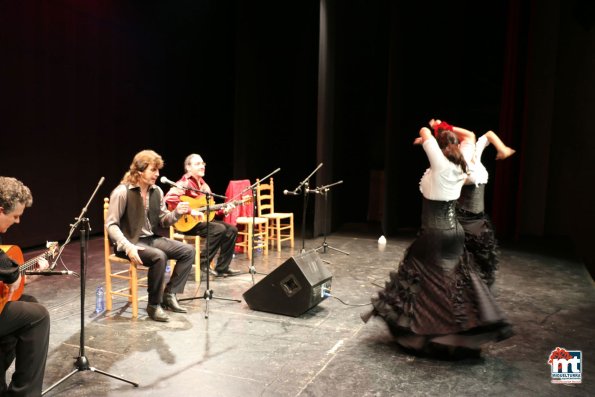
{"left": 0, "top": 294, "right": 50, "bottom": 397}
{"left": 188, "top": 220, "right": 238, "bottom": 273}
{"left": 134, "top": 236, "right": 195, "bottom": 305}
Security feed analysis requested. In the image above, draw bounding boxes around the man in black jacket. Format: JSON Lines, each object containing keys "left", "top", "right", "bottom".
{"left": 105, "top": 150, "right": 195, "bottom": 322}
{"left": 0, "top": 176, "right": 50, "bottom": 396}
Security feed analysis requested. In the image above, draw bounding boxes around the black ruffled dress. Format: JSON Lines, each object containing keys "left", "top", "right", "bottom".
{"left": 456, "top": 184, "right": 498, "bottom": 287}
{"left": 362, "top": 198, "right": 512, "bottom": 358}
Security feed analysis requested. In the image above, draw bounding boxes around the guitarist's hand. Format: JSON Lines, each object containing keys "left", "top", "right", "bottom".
{"left": 223, "top": 203, "right": 236, "bottom": 216}
{"left": 175, "top": 201, "right": 191, "bottom": 215}
{"left": 25, "top": 258, "right": 50, "bottom": 284}
{"left": 9, "top": 274, "right": 22, "bottom": 296}
{"left": 190, "top": 209, "right": 205, "bottom": 221}
{"left": 37, "top": 258, "right": 50, "bottom": 270}
{"left": 126, "top": 246, "right": 145, "bottom": 266}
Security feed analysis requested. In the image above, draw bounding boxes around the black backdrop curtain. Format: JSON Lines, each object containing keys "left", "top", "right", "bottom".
{"left": 1, "top": 0, "right": 593, "bottom": 278}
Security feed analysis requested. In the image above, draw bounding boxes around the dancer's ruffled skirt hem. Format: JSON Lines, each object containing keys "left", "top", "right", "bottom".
{"left": 457, "top": 209, "right": 499, "bottom": 287}
{"left": 362, "top": 227, "right": 511, "bottom": 357}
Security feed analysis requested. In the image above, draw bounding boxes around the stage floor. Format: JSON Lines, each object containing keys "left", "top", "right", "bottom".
{"left": 11, "top": 230, "right": 595, "bottom": 396}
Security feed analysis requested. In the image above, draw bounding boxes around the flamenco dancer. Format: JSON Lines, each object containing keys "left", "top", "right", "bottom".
{"left": 361, "top": 122, "right": 513, "bottom": 359}
{"left": 432, "top": 119, "right": 516, "bottom": 288}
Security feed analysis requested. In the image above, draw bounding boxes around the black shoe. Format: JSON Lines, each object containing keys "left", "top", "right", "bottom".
{"left": 146, "top": 304, "right": 170, "bottom": 322}
{"left": 216, "top": 268, "right": 241, "bottom": 277}
{"left": 162, "top": 293, "right": 187, "bottom": 313}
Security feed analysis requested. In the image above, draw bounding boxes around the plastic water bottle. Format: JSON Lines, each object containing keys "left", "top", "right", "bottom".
{"left": 95, "top": 285, "right": 105, "bottom": 313}
{"left": 255, "top": 236, "right": 263, "bottom": 254}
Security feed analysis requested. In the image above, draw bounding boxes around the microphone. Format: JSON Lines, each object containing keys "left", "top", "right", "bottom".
{"left": 25, "top": 270, "right": 77, "bottom": 276}
{"left": 305, "top": 188, "right": 321, "bottom": 195}
{"left": 160, "top": 176, "right": 178, "bottom": 187}
{"left": 283, "top": 190, "right": 299, "bottom": 196}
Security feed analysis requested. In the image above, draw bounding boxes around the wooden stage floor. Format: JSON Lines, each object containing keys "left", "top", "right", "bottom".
{"left": 9, "top": 230, "right": 594, "bottom": 396}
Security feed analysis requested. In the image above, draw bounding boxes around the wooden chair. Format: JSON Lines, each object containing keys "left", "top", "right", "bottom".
{"left": 169, "top": 227, "right": 203, "bottom": 283}
{"left": 222, "top": 179, "right": 268, "bottom": 259}
{"left": 222, "top": 180, "right": 266, "bottom": 259}
{"left": 256, "top": 178, "right": 294, "bottom": 251}
{"left": 235, "top": 215, "right": 269, "bottom": 260}
{"left": 103, "top": 198, "right": 148, "bottom": 318}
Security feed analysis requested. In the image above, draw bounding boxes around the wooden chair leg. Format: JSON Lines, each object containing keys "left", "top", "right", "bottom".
{"left": 131, "top": 265, "right": 138, "bottom": 318}
{"left": 194, "top": 237, "right": 201, "bottom": 283}
{"left": 263, "top": 222, "right": 269, "bottom": 256}
{"left": 105, "top": 263, "right": 113, "bottom": 312}
{"left": 277, "top": 220, "right": 282, "bottom": 251}
{"left": 290, "top": 215, "right": 295, "bottom": 248}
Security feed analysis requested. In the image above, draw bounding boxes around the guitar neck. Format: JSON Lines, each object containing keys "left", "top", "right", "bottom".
{"left": 200, "top": 203, "right": 227, "bottom": 212}
{"left": 197, "top": 199, "right": 243, "bottom": 213}
{"left": 20, "top": 252, "right": 51, "bottom": 273}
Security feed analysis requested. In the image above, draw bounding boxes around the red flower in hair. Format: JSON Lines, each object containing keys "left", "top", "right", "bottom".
{"left": 433, "top": 121, "right": 453, "bottom": 137}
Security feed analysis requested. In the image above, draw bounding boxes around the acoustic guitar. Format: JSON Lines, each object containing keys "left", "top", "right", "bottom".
{"left": 0, "top": 241, "right": 59, "bottom": 314}
{"left": 173, "top": 195, "right": 251, "bottom": 232}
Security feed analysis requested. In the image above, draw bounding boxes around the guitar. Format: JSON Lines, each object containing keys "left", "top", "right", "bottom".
{"left": 174, "top": 195, "right": 252, "bottom": 232}
{"left": 0, "top": 241, "right": 59, "bottom": 314}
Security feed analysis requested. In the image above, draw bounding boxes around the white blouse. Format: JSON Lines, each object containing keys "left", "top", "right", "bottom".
{"left": 419, "top": 137, "right": 467, "bottom": 201}
{"left": 461, "top": 135, "right": 489, "bottom": 186}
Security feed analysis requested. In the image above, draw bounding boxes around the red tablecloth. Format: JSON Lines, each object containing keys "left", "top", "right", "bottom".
{"left": 224, "top": 179, "right": 255, "bottom": 253}
{"left": 224, "top": 179, "right": 253, "bottom": 225}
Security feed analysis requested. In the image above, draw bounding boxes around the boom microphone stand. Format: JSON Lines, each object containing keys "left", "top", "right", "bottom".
{"left": 177, "top": 190, "right": 241, "bottom": 319}
{"left": 312, "top": 180, "right": 349, "bottom": 258}
{"left": 239, "top": 168, "right": 280, "bottom": 285}
{"left": 284, "top": 163, "right": 323, "bottom": 253}
{"left": 43, "top": 177, "right": 139, "bottom": 395}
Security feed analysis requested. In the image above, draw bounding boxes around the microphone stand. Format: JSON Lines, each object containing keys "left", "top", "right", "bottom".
{"left": 47, "top": 177, "right": 107, "bottom": 272}
{"left": 43, "top": 177, "right": 139, "bottom": 395}
{"left": 286, "top": 163, "right": 323, "bottom": 253}
{"left": 178, "top": 190, "right": 241, "bottom": 319}
{"left": 312, "top": 180, "right": 349, "bottom": 259}
{"left": 238, "top": 168, "right": 281, "bottom": 285}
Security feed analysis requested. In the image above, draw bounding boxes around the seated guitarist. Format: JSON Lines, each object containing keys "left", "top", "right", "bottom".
{"left": 0, "top": 177, "right": 50, "bottom": 396}
{"left": 106, "top": 150, "right": 195, "bottom": 322}
{"left": 164, "top": 154, "right": 240, "bottom": 277}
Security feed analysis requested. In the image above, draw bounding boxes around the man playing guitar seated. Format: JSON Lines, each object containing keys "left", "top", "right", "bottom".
{"left": 0, "top": 176, "right": 51, "bottom": 396}
{"left": 165, "top": 154, "right": 241, "bottom": 277}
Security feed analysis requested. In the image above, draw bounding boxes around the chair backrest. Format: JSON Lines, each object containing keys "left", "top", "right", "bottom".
{"left": 103, "top": 198, "right": 113, "bottom": 259}
{"left": 256, "top": 178, "right": 275, "bottom": 216}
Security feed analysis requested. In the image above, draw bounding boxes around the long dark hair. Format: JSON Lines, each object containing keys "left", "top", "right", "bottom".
{"left": 435, "top": 129, "right": 468, "bottom": 174}
{"left": 121, "top": 150, "right": 164, "bottom": 185}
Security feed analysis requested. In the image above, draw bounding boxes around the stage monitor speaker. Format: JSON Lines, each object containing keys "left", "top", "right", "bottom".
{"left": 243, "top": 250, "right": 332, "bottom": 317}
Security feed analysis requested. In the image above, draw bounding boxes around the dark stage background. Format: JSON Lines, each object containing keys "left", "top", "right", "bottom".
{"left": 1, "top": 0, "right": 594, "bottom": 278}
